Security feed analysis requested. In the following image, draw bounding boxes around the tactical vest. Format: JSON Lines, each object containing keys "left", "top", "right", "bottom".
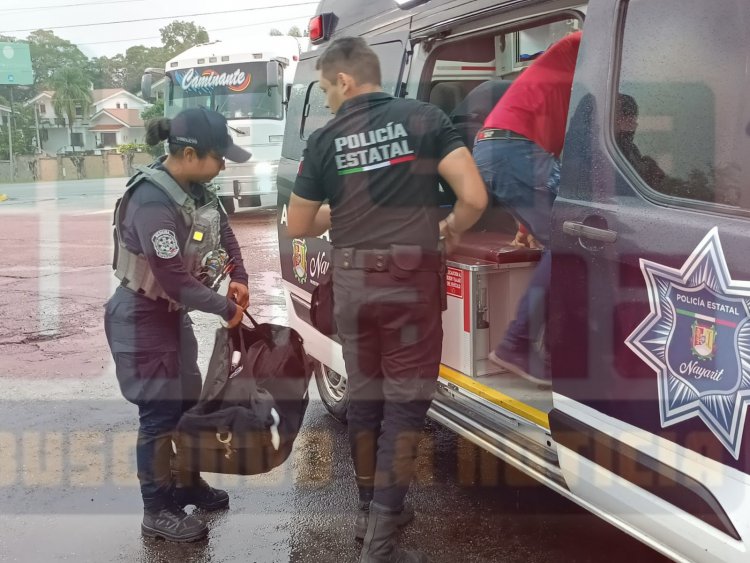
{"left": 112, "top": 164, "right": 223, "bottom": 306}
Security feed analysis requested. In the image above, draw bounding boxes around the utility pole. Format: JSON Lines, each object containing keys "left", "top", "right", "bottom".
{"left": 5, "top": 106, "right": 10, "bottom": 177}
{"left": 33, "top": 100, "right": 41, "bottom": 153}
{"left": 8, "top": 85, "right": 14, "bottom": 182}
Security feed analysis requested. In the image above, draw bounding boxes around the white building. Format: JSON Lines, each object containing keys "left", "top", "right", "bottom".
{"left": 0, "top": 104, "right": 9, "bottom": 128}
{"left": 25, "top": 88, "right": 151, "bottom": 155}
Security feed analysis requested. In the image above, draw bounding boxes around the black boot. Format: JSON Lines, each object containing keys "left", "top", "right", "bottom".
{"left": 174, "top": 476, "right": 229, "bottom": 511}
{"left": 141, "top": 502, "right": 208, "bottom": 542}
{"left": 359, "top": 502, "right": 429, "bottom": 563}
{"left": 355, "top": 500, "right": 414, "bottom": 541}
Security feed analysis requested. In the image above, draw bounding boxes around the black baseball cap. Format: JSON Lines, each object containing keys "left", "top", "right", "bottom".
{"left": 168, "top": 108, "right": 251, "bottom": 163}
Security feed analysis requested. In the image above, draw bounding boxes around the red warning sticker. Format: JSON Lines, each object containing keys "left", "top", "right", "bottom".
{"left": 446, "top": 267, "right": 463, "bottom": 298}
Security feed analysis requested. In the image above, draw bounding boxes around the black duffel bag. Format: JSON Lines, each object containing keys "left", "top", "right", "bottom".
{"left": 176, "top": 312, "right": 312, "bottom": 475}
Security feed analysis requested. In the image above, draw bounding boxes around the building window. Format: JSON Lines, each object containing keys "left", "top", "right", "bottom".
{"left": 70, "top": 132, "right": 83, "bottom": 147}
{"left": 75, "top": 104, "right": 83, "bottom": 118}
{"left": 101, "top": 132, "right": 117, "bottom": 147}
{"left": 39, "top": 103, "right": 46, "bottom": 115}
{"left": 615, "top": 0, "right": 748, "bottom": 211}
{"left": 123, "top": 103, "right": 128, "bottom": 109}
{"left": 116, "top": 103, "right": 121, "bottom": 109}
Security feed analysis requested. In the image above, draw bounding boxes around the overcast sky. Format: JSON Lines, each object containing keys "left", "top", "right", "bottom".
{"left": 0, "top": 0, "right": 319, "bottom": 58}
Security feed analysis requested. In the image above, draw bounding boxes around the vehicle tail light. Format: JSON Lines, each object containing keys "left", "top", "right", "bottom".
{"left": 308, "top": 13, "right": 337, "bottom": 44}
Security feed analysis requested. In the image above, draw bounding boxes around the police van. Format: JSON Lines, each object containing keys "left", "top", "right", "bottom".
{"left": 275, "top": 1, "right": 750, "bottom": 561}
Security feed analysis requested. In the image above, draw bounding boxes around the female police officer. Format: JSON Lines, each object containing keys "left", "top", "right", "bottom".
{"left": 104, "top": 108, "right": 250, "bottom": 542}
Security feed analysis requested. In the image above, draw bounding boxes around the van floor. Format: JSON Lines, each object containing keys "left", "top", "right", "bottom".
{"left": 473, "top": 360, "right": 554, "bottom": 414}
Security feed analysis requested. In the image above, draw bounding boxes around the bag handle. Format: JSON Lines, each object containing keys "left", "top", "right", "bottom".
{"left": 243, "top": 309, "right": 260, "bottom": 328}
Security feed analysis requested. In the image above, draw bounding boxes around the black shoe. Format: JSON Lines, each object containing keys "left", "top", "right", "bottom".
{"left": 355, "top": 501, "right": 414, "bottom": 541}
{"left": 359, "top": 502, "right": 429, "bottom": 563}
{"left": 141, "top": 503, "right": 208, "bottom": 543}
{"left": 174, "top": 477, "right": 229, "bottom": 511}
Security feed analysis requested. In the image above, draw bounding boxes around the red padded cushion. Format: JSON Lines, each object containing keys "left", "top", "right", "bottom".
{"left": 448, "top": 231, "right": 542, "bottom": 264}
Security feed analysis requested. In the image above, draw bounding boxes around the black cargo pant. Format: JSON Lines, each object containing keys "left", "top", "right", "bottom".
{"left": 333, "top": 267, "right": 442, "bottom": 510}
{"left": 104, "top": 286, "right": 202, "bottom": 510}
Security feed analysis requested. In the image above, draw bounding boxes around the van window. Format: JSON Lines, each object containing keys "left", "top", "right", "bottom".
{"left": 302, "top": 82, "right": 333, "bottom": 140}
{"left": 281, "top": 83, "right": 308, "bottom": 159}
{"left": 615, "top": 0, "right": 748, "bottom": 212}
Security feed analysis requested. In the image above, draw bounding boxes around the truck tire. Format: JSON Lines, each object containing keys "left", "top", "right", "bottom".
{"left": 313, "top": 359, "right": 348, "bottom": 423}
{"left": 220, "top": 196, "right": 236, "bottom": 215}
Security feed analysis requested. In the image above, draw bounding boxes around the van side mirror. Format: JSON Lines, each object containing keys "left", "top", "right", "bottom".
{"left": 284, "top": 83, "right": 293, "bottom": 105}
{"left": 141, "top": 67, "right": 165, "bottom": 101}
{"left": 267, "top": 61, "right": 281, "bottom": 90}
{"left": 141, "top": 73, "right": 153, "bottom": 100}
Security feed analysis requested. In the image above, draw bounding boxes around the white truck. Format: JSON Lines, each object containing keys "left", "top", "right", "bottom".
{"left": 142, "top": 36, "right": 304, "bottom": 212}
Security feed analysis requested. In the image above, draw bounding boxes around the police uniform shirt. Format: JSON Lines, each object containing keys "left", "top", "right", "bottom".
{"left": 294, "top": 92, "right": 464, "bottom": 250}
{"left": 120, "top": 163, "right": 248, "bottom": 320}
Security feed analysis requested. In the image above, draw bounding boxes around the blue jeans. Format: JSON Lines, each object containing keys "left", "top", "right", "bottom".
{"left": 473, "top": 138, "right": 559, "bottom": 353}
{"left": 104, "top": 288, "right": 202, "bottom": 509}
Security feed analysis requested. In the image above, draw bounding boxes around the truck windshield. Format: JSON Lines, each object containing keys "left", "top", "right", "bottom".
{"left": 166, "top": 62, "right": 282, "bottom": 120}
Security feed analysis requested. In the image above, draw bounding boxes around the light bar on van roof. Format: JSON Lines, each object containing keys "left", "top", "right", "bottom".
{"left": 393, "top": 0, "right": 430, "bottom": 8}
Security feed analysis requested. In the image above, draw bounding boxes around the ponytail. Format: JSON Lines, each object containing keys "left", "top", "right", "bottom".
{"left": 145, "top": 117, "right": 171, "bottom": 146}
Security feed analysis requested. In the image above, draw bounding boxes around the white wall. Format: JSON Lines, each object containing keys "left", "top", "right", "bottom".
{"left": 35, "top": 97, "right": 58, "bottom": 122}
{"left": 118, "top": 126, "right": 145, "bottom": 145}
{"left": 94, "top": 93, "right": 148, "bottom": 113}
{"left": 44, "top": 128, "right": 71, "bottom": 155}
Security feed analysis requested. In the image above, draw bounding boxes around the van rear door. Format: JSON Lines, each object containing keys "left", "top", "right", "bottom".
{"left": 278, "top": 32, "right": 411, "bottom": 295}
{"left": 548, "top": 0, "right": 750, "bottom": 558}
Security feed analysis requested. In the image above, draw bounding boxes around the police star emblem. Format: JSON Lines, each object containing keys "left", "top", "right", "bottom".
{"left": 626, "top": 228, "right": 750, "bottom": 459}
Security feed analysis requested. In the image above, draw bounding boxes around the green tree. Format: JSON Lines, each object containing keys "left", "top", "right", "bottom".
{"left": 269, "top": 28, "right": 283, "bottom": 36}
{"left": 121, "top": 45, "right": 167, "bottom": 93}
{"left": 288, "top": 26, "right": 302, "bottom": 37}
{"left": 88, "top": 55, "right": 127, "bottom": 89}
{"left": 0, "top": 102, "right": 39, "bottom": 160}
{"left": 140, "top": 99, "right": 164, "bottom": 123}
{"left": 50, "top": 67, "right": 92, "bottom": 150}
{"left": 160, "top": 21, "right": 209, "bottom": 58}
{"left": 27, "top": 30, "right": 90, "bottom": 89}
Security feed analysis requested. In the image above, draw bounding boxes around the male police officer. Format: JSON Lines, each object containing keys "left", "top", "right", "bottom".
{"left": 287, "top": 37, "right": 487, "bottom": 563}
{"left": 105, "top": 108, "right": 250, "bottom": 542}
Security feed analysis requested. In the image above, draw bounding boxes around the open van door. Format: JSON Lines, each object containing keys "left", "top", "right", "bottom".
{"left": 548, "top": 1, "right": 750, "bottom": 560}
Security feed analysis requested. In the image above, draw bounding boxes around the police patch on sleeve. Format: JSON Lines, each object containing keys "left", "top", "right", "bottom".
{"left": 151, "top": 229, "right": 180, "bottom": 259}
{"left": 626, "top": 227, "right": 750, "bottom": 459}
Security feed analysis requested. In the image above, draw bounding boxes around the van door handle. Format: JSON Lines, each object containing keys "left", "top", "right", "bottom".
{"left": 562, "top": 221, "right": 618, "bottom": 243}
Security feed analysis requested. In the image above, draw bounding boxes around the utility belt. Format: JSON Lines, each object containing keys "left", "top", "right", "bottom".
{"left": 332, "top": 245, "right": 443, "bottom": 274}
{"left": 331, "top": 244, "right": 447, "bottom": 311}
{"left": 119, "top": 280, "right": 184, "bottom": 312}
{"left": 475, "top": 128, "right": 531, "bottom": 143}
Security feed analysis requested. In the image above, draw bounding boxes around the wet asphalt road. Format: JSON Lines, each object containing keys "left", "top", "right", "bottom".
{"left": 0, "top": 179, "right": 669, "bottom": 562}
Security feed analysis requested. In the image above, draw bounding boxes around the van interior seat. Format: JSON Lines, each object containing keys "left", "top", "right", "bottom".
{"left": 450, "top": 79, "right": 514, "bottom": 148}
{"left": 429, "top": 82, "right": 465, "bottom": 115}
{"left": 448, "top": 231, "right": 542, "bottom": 264}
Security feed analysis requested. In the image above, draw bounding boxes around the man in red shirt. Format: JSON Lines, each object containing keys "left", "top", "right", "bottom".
{"left": 473, "top": 31, "right": 582, "bottom": 386}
